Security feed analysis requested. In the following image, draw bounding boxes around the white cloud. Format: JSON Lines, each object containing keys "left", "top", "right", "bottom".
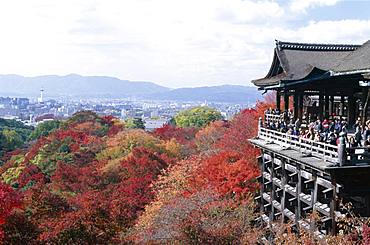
{"left": 0, "top": 0, "right": 368, "bottom": 88}
{"left": 290, "top": 0, "right": 340, "bottom": 13}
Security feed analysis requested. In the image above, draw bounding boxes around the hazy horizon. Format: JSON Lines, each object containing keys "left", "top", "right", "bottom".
{"left": 0, "top": 73, "right": 255, "bottom": 89}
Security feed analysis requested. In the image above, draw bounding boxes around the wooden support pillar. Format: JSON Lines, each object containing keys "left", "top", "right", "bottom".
{"left": 348, "top": 93, "right": 356, "bottom": 127}
{"left": 294, "top": 91, "right": 299, "bottom": 120}
{"left": 284, "top": 91, "right": 289, "bottom": 113}
{"left": 310, "top": 172, "right": 318, "bottom": 235}
{"left": 281, "top": 159, "right": 286, "bottom": 223}
{"left": 276, "top": 90, "right": 281, "bottom": 112}
{"left": 260, "top": 150, "right": 265, "bottom": 215}
{"left": 340, "top": 96, "right": 345, "bottom": 117}
{"left": 362, "top": 88, "right": 369, "bottom": 126}
{"left": 295, "top": 164, "right": 302, "bottom": 227}
{"left": 329, "top": 96, "right": 334, "bottom": 118}
{"left": 330, "top": 177, "right": 338, "bottom": 235}
{"left": 298, "top": 91, "right": 304, "bottom": 121}
{"left": 325, "top": 93, "right": 330, "bottom": 119}
{"left": 270, "top": 154, "right": 275, "bottom": 223}
{"left": 319, "top": 91, "right": 324, "bottom": 120}
{"left": 284, "top": 91, "right": 290, "bottom": 121}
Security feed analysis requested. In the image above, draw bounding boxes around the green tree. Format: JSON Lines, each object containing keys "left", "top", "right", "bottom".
{"left": 174, "top": 106, "right": 223, "bottom": 128}
{"left": 0, "top": 129, "right": 23, "bottom": 152}
{"left": 125, "top": 118, "right": 145, "bottom": 129}
{"left": 28, "top": 120, "right": 61, "bottom": 141}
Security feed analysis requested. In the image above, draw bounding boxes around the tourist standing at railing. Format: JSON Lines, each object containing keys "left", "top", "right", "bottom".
{"left": 328, "top": 132, "right": 337, "bottom": 146}
{"left": 314, "top": 131, "right": 322, "bottom": 142}
{"left": 364, "top": 135, "right": 370, "bottom": 148}
{"left": 362, "top": 120, "right": 370, "bottom": 141}
{"left": 314, "top": 118, "right": 322, "bottom": 133}
{"left": 354, "top": 126, "right": 363, "bottom": 146}
{"left": 292, "top": 126, "right": 300, "bottom": 137}
{"left": 334, "top": 118, "right": 342, "bottom": 134}
{"left": 353, "top": 117, "right": 361, "bottom": 131}
{"left": 306, "top": 127, "right": 315, "bottom": 140}
{"left": 294, "top": 118, "right": 301, "bottom": 129}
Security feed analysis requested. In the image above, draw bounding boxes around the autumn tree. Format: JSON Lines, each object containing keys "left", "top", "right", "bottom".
{"left": 0, "top": 182, "right": 22, "bottom": 241}
{"left": 195, "top": 120, "right": 229, "bottom": 154}
{"left": 216, "top": 108, "right": 259, "bottom": 153}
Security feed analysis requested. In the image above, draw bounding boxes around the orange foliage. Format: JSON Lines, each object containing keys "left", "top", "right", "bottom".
{"left": 192, "top": 151, "right": 259, "bottom": 198}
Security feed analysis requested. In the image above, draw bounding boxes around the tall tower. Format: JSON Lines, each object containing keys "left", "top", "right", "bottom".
{"left": 38, "top": 88, "right": 44, "bottom": 103}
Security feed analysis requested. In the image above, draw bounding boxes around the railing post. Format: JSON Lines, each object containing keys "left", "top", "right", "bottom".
{"left": 337, "top": 132, "right": 346, "bottom": 166}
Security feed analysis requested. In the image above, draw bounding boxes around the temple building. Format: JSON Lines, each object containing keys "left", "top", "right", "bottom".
{"left": 249, "top": 40, "right": 370, "bottom": 237}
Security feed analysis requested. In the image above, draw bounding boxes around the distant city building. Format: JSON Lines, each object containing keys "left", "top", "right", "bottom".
{"left": 120, "top": 109, "right": 127, "bottom": 119}
{"left": 144, "top": 119, "right": 168, "bottom": 131}
{"left": 38, "top": 88, "right": 44, "bottom": 103}
{"left": 150, "top": 109, "right": 159, "bottom": 118}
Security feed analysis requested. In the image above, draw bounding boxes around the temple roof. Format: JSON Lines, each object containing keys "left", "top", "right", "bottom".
{"left": 252, "top": 40, "right": 368, "bottom": 89}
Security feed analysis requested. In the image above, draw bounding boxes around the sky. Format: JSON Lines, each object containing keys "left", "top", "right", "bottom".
{"left": 0, "top": 0, "right": 370, "bottom": 88}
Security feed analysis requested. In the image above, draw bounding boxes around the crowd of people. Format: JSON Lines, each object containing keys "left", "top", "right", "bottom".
{"left": 264, "top": 108, "right": 370, "bottom": 149}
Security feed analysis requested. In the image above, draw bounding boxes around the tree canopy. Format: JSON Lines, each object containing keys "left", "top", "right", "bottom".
{"left": 125, "top": 117, "right": 145, "bottom": 129}
{"left": 0, "top": 119, "right": 33, "bottom": 159}
{"left": 28, "top": 120, "right": 61, "bottom": 141}
{"left": 174, "top": 106, "right": 223, "bottom": 128}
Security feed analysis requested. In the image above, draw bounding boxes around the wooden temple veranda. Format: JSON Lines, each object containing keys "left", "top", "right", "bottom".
{"left": 249, "top": 40, "right": 370, "bottom": 237}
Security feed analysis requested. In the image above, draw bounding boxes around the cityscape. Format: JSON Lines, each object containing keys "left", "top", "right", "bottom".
{"left": 0, "top": 88, "right": 250, "bottom": 130}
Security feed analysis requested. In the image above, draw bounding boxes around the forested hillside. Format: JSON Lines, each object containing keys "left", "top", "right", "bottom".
{"left": 0, "top": 119, "right": 33, "bottom": 161}
{"left": 0, "top": 105, "right": 263, "bottom": 244}
{"left": 1, "top": 99, "right": 367, "bottom": 244}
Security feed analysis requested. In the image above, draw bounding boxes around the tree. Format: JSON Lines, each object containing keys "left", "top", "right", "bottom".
{"left": 0, "top": 129, "right": 23, "bottom": 152}
{"left": 192, "top": 151, "right": 259, "bottom": 198}
{"left": 216, "top": 108, "right": 259, "bottom": 153}
{"left": 28, "top": 120, "right": 61, "bottom": 141}
{"left": 174, "top": 106, "right": 223, "bottom": 128}
{"left": 0, "top": 182, "right": 22, "bottom": 241}
{"left": 195, "top": 121, "right": 229, "bottom": 154}
{"left": 125, "top": 117, "right": 145, "bottom": 129}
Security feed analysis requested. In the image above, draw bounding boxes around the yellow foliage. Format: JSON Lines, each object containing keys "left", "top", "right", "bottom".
{"left": 161, "top": 138, "right": 182, "bottom": 158}
{"left": 98, "top": 129, "right": 180, "bottom": 174}
{"left": 1, "top": 165, "right": 25, "bottom": 185}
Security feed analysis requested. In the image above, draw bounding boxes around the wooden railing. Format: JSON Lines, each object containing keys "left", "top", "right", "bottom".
{"left": 258, "top": 124, "right": 340, "bottom": 164}
{"left": 265, "top": 113, "right": 283, "bottom": 125}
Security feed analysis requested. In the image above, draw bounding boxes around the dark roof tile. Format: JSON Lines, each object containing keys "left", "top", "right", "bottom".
{"left": 252, "top": 40, "right": 366, "bottom": 88}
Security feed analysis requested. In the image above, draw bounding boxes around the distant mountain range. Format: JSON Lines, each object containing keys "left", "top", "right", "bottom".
{"left": 142, "top": 85, "right": 261, "bottom": 103}
{"left": 0, "top": 74, "right": 262, "bottom": 103}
